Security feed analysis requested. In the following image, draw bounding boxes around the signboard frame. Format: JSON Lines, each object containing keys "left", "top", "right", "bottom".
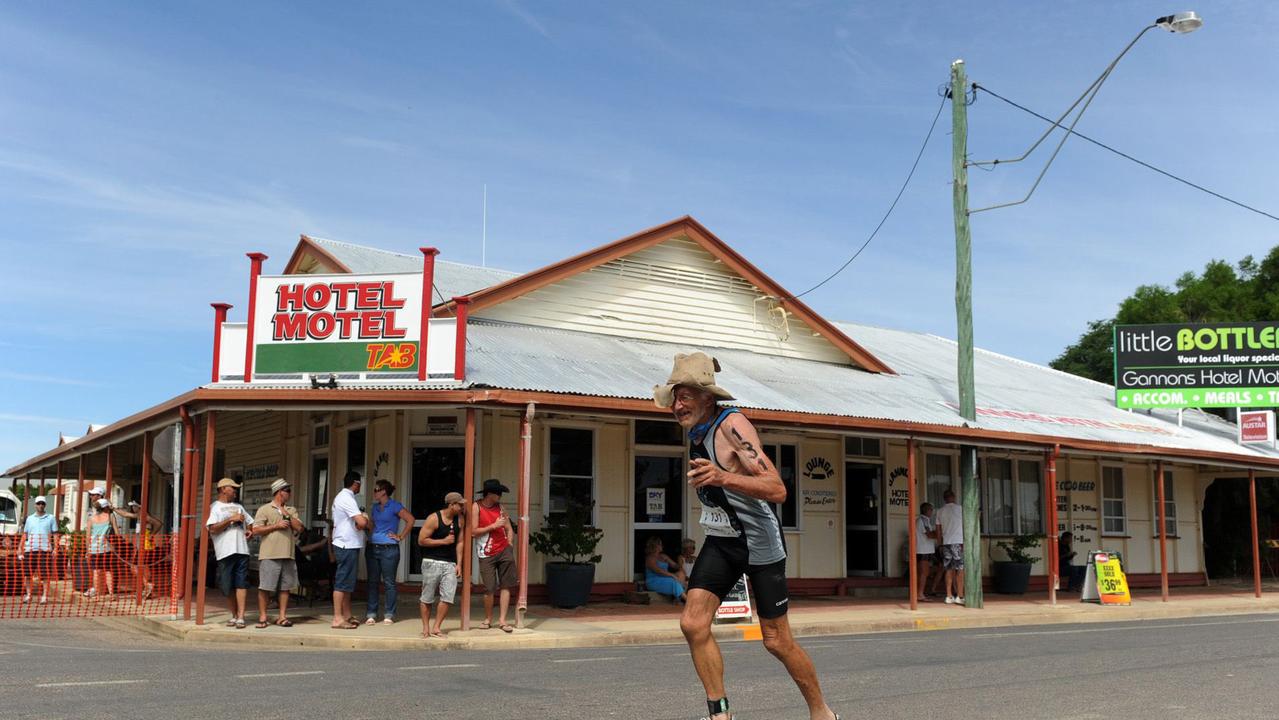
{"left": 1113, "top": 322, "right": 1279, "bottom": 410}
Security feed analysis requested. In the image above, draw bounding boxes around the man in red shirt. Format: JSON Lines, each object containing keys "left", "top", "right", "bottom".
{"left": 471, "top": 478, "right": 517, "bottom": 633}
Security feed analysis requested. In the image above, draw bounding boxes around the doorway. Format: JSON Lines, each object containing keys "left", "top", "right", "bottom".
{"left": 633, "top": 452, "right": 685, "bottom": 580}
{"left": 845, "top": 461, "right": 883, "bottom": 576}
{"left": 407, "top": 443, "right": 465, "bottom": 580}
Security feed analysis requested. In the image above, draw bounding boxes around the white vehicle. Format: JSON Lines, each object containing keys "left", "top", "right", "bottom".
{"left": 0, "top": 488, "right": 20, "bottom": 534}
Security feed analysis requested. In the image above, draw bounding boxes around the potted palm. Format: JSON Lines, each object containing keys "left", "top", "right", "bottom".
{"left": 993, "top": 533, "right": 1042, "bottom": 594}
{"left": 530, "top": 501, "right": 603, "bottom": 608}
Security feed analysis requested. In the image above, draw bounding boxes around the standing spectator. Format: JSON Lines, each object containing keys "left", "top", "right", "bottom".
{"left": 253, "top": 479, "right": 304, "bottom": 628}
{"left": 330, "top": 470, "right": 368, "bottom": 630}
{"left": 914, "top": 503, "right": 937, "bottom": 602}
{"left": 417, "top": 491, "right": 465, "bottom": 638}
{"left": 1059, "top": 531, "right": 1087, "bottom": 592}
{"left": 19, "top": 496, "right": 57, "bottom": 604}
{"left": 114, "top": 501, "right": 163, "bottom": 600}
{"left": 206, "top": 478, "right": 253, "bottom": 628}
{"left": 934, "top": 489, "right": 965, "bottom": 605}
{"left": 471, "top": 478, "right": 517, "bottom": 633}
{"left": 365, "top": 479, "right": 415, "bottom": 625}
{"left": 85, "top": 487, "right": 105, "bottom": 530}
{"left": 86, "top": 498, "right": 120, "bottom": 599}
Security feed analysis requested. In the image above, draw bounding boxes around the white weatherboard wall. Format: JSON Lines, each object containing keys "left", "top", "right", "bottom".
{"left": 475, "top": 236, "right": 853, "bottom": 365}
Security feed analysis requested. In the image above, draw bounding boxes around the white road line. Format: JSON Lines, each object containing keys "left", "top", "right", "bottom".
{"left": 37, "top": 680, "right": 147, "bottom": 688}
{"left": 235, "top": 671, "right": 325, "bottom": 679}
{"left": 551, "top": 656, "right": 623, "bottom": 663}
{"left": 8, "top": 640, "right": 161, "bottom": 653}
{"left": 397, "top": 664, "right": 480, "bottom": 670}
{"left": 971, "top": 616, "right": 1279, "bottom": 639}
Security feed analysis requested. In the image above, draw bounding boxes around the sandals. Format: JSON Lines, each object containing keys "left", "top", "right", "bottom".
{"left": 499, "top": 623, "right": 514, "bottom": 633}
{"left": 479, "top": 620, "right": 492, "bottom": 630}
{"left": 225, "top": 619, "right": 238, "bottom": 628}
{"left": 255, "top": 619, "right": 270, "bottom": 629}
{"left": 330, "top": 620, "right": 359, "bottom": 630}
{"left": 428, "top": 630, "right": 447, "bottom": 639}
{"left": 234, "top": 618, "right": 247, "bottom": 629}
{"left": 275, "top": 618, "right": 293, "bottom": 627}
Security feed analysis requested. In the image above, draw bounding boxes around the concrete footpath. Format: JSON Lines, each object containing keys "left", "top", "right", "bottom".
{"left": 107, "top": 582, "right": 1279, "bottom": 651}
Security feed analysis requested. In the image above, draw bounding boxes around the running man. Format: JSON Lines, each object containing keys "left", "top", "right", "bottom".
{"left": 655, "top": 352, "right": 839, "bottom": 720}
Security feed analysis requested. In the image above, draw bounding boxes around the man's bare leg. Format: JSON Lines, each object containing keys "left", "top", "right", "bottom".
{"left": 419, "top": 602, "right": 431, "bottom": 636}
{"left": 680, "top": 589, "right": 729, "bottom": 719}
{"left": 277, "top": 591, "right": 290, "bottom": 621}
{"left": 956, "top": 569, "right": 965, "bottom": 600}
{"left": 332, "top": 590, "right": 349, "bottom": 626}
{"left": 257, "top": 589, "right": 271, "bottom": 623}
{"left": 917, "top": 561, "right": 931, "bottom": 600}
{"left": 432, "top": 602, "right": 452, "bottom": 634}
{"left": 498, "top": 588, "right": 511, "bottom": 626}
{"left": 760, "top": 614, "right": 836, "bottom": 720}
{"left": 483, "top": 591, "right": 495, "bottom": 626}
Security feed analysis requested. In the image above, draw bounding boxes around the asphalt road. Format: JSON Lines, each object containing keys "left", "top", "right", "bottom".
{"left": 3, "top": 613, "right": 1278, "bottom": 719}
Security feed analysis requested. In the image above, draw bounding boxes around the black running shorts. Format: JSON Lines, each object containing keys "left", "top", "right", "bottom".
{"left": 688, "top": 536, "right": 790, "bottom": 619}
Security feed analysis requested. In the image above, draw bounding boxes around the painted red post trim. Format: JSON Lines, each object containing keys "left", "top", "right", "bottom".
{"left": 195, "top": 412, "right": 217, "bottom": 625}
{"left": 179, "top": 407, "right": 197, "bottom": 619}
{"left": 210, "top": 303, "right": 232, "bottom": 383}
{"left": 1250, "top": 469, "right": 1261, "bottom": 599}
{"left": 1156, "top": 460, "right": 1169, "bottom": 602}
{"left": 453, "top": 296, "right": 471, "bottom": 381}
{"left": 75, "top": 455, "right": 86, "bottom": 533}
{"left": 242, "top": 253, "right": 268, "bottom": 383}
{"left": 104, "top": 445, "right": 114, "bottom": 502}
{"left": 459, "top": 408, "right": 476, "bottom": 630}
{"left": 54, "top": 462, "right": 63, "bottom": 524}
{"left": 22, "top": 474, "right": 31, "bottom": 525}
{"left": 138, "top": 431, "right": 152, "bottom": 606}
{"left": 516, "top": 403, "right": 535, "bottom": 625}
{"left": 418, "top": 248, "right": 439, "bottom": 381}
{"left": 907, "top": 438, "right": 917, "bottom": 611}
{"left": 1046, "top": 446, "right": 1059, "bottom": 605}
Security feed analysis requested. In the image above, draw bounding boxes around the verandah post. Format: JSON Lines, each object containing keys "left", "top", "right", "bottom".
{"left": 907, "top": 438, "right": 917, "bottom": 611}
{"left": 1250, "top": 469, "right": 1261, "bottom": 599}
{"left": 1156, "top": 460, "right": 1169, "bottom": 602}
{"left": 195, "top": 412, "right": 217, "bottom": 625}
{"left": 459, "top": 408, "right": 477, "bottom": 630}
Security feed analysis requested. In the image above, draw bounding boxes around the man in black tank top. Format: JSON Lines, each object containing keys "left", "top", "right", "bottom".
{"left": 655, "top": 353, "right": 839, "bottom": 720}
{"left": 417, "top": 492, "right": 465, "bottom": 639}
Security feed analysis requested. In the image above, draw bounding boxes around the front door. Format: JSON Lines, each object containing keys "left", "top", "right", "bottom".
{"left": 845, "top": 461, "right": 883, "bottom": 576}
{"left": 633, "top": 452, "right": 685, "bottom": 581}
{"left": 408, "top": 443, "right": 465, "bottom": 580}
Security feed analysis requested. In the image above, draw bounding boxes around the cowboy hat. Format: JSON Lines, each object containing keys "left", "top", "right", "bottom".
{"left": 653, "top": 352, "right": 734, "bottom": 408}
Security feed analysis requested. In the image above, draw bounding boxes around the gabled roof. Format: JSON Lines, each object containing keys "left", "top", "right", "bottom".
{"left": 282, "top": 235, "right": 519, "bottom": 303}
{"left": 439, "top": 216, "right": 894, "bottom": 374}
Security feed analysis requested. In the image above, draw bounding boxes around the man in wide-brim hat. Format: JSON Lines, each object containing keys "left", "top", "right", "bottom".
{"left": 655, "top": 352, "right": 839, "bottom": 720}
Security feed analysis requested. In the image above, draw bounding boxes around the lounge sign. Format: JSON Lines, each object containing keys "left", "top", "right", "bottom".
{"left": 253, "top": 272, "right": 424, "bottom": 374}
{"left": 1113, "top": 322, "right": 1279, "bottom": 409}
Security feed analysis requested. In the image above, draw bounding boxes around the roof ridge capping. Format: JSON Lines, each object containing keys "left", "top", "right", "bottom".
{"left": 924, "top": 332, "right": 1115, "bottom": 391}
{"left": 302, "top": 234, "right": 517, "bottom": 273}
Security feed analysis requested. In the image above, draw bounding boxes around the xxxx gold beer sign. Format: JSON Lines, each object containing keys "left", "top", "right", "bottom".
{"left": 253, "top": 272, "right": 425, "bottom": 374}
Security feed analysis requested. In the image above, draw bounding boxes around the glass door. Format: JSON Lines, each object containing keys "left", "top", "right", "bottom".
{"left": 407, "top": 443, "right": 465, "bottom": 580}
{"left": 633, "top": 451, "right": 685, "bottom": 580}
{"left": 845, "top": 461, "right": 883, "bottom": 576}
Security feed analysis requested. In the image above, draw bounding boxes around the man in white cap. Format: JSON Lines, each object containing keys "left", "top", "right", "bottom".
{"left": 253, "top": 479, "right": 304, "bottom": 628}
{"left": 206, "top": 478, "right": 253, "bottom": 628}
{"left": 654, "top": 352, "right": 838, "bottom": 720}
{"left": 19, "top": 495, "right": 57, "bottom": 604}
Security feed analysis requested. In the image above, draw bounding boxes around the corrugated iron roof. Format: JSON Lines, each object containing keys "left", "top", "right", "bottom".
{"left": 306, "top": 236, "right": 519, "bottom": 302}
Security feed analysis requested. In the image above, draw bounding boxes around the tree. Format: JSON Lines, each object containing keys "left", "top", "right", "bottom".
{"left": 1050, "top": 247, "right": 1279, "bottom": 382}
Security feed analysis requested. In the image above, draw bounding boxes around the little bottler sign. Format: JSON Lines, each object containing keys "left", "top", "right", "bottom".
{"left": 1114, "top": 322, "right": 1279, "bottom": 409}
{"left": 254, "top": 273, "right": 424, "bottom": 374}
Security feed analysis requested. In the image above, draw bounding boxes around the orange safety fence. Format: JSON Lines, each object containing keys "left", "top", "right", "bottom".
{"left": 0, "top": 532, "right": 183, "bottom": 619}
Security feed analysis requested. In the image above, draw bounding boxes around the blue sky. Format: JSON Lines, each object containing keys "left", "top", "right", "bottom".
{"left": 2, "top": 2, "right": 1277, "bottom": 468}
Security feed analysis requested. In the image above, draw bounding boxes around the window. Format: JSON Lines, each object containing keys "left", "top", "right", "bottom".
{"left": 925, "top": 454, "right": 953, "bottom": 510}
{"left": 346, "top": 427, "right": 367, "bottom": 479}
{"left": 983, "top": 458, "right": 1014, "bottom": 534}
{"left": 1102, "top": 466, "right": 1126, "bottom": 535}
{"left": 634, "top": 420, "right": 683, "bottom": 446}
{"left": 1153, "top": 469, "right": 1178, "bottom": 536}
{"left": 309, "top": 454, "right": 330, "bottom": 520}
{"left": 843, "top": 436, "right": 882, "bottom": 458}
{"left": 0, "top": 496, "right": 16, "bottom": 523}
{"left": 549, "top": 427, "right": 594, "bottom": 517}
{"left": 763, "top": 443, "right": 798, "bottom": 529}
{"left": 1017, "top": 460, "right": 1043, "bottom": 535}
{"left": 312, "top": 423, "right": 330, "bottom": 448}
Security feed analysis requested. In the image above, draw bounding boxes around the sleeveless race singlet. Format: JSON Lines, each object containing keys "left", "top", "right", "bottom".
{"left": 691, "top": 408, "right": 787, "bottom": 566}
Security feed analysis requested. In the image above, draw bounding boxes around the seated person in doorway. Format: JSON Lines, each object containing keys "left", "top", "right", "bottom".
{"left": 679, "top": 537, "right": 697, "bottom": 579}
{"left": 1059, "top": 531, "right": 1087, "bottom": 592}
{"left": 644, "top": 536, "right": 686, "bottom": 603}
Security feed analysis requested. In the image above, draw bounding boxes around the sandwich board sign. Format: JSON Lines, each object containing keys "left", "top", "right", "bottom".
{"left": 714, "top": 576, "right": 753, "bottom": 622}
{"left": 1081, "top": 550, "right": 1131, "bottom": 605}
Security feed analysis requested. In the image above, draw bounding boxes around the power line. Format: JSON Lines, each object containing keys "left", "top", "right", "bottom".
{"left": 789, "top": 92, "right": 949, "bottom": 300}
{"left": 973, "top": 83, "right": 1279, "bottom": 223}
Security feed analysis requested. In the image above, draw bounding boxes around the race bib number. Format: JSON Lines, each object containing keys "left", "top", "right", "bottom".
{"left": 700, "top": 505, "right": 738, "bottom": 538}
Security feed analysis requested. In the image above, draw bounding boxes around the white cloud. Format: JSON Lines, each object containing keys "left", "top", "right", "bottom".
{"left": 0, "top": 371, "right": 102, "bottom": 387}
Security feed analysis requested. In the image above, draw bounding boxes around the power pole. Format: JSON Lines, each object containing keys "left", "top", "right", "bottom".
{"left": 951, "top": 59, "right": 983, "bottom": 608}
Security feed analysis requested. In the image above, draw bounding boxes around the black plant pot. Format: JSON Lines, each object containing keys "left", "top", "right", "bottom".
{"left": 545, "top": 562, "right": 595, "bottom": 608}
{"left": 992, "top": 561, "right": 1032, "bottom": 594}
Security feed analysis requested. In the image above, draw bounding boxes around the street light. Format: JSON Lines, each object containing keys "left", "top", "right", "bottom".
{"left": 948, "top": 13, "right": 1201, "bottom": 609}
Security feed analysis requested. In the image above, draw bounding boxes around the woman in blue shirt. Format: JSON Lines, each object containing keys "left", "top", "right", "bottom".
{"left": 365, "top": 480, "right": 415, "bottom": 624}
